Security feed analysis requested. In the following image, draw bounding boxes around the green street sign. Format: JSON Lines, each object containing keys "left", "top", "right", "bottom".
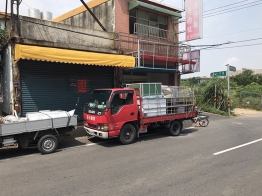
{"left": 229, "top": 66, "right": 236, "bottom": 71}
{"left": 213, "top": 71, "right": 226, "bottom": 77}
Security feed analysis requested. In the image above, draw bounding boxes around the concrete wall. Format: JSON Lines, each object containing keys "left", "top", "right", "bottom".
{"left": 1, "top": 43, "right": 13, "bottom": 115}
{"left": 60, "top": 0, "right": 115, "bottom": 33}
{"left": 19, "top": 16, "right": 117, "bottom": 53}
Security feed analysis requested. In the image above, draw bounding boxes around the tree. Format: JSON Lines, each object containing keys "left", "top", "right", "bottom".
{"left": 180, "top": 77, "right": 199, "bottom": 87}
{"left": 0, "top": 21, "right": 8, "bottom": 48}
{"left": 231, "top": 69, "right": 255, "bottom": 86}
{"left": 253, "top": 74, "right": 262, "bottom": 85}
{"left": 195, "top": 78, "right": 228, "bottom": 111}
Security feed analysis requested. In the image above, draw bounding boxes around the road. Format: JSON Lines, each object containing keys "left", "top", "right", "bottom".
{"left": 1, "top": 113, "right": 262, "bottom": 196}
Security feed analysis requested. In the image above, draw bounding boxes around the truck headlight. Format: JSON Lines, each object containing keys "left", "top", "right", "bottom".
{"left": 97, "top": 124, "right": 109, "bottom": 131}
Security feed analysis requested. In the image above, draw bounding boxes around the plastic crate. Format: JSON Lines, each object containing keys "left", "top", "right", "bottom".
{"left": 126, "top": 83, "right": 162, "bottom": 97}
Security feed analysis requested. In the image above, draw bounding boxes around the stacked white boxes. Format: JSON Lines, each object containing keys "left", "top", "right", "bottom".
{"left": 142, "top": 96, "right": 166, "bottom": 117}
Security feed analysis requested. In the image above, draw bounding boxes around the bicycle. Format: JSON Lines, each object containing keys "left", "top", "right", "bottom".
{"left": 191, "top": 111, "right": 209, "bottom": 127}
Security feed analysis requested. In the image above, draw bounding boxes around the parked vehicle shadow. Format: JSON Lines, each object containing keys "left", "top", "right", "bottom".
{"left": 91, "top": 128, "right": 199, "bottom": 148}
{"left": 180, "top": 128, "right": 198, "bottom": 136}
{"left": 0, "top": 137, "right": 86, "bottom": 160}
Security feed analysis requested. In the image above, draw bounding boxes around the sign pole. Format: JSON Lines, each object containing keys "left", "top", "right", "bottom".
{"left": 214, "top": 84, "right": 216, "bottom": 108}
{"left": 227, "top": 64, "right": 230, "bottom": 116}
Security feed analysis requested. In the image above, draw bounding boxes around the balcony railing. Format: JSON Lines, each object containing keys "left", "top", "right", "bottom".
{"left": 116, "top": 32, "right": 199, "bottom": 71}
{"left": 134, "top": 23, "right": 176, "bottom": 42}
{"left": 116, "top": 32, "right": 181, "bottom": 59}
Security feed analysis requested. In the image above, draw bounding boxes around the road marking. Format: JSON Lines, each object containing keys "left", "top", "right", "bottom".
{"left": 232, "top": 122, "right": 243, "bottom": 125}
{"left": 213, "top": 138, "right": 262, "bottom": 155}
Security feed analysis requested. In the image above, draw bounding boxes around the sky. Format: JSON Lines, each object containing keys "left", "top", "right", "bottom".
{"left": 0, "top": 0, "right": 262, "bottom": 78}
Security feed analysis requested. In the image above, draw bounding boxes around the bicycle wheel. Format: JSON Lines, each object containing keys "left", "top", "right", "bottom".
{"left": 199, "top": 119, "right": 209, "bottom": 127}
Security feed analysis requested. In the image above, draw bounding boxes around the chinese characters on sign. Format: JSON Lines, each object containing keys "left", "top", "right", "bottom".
{"left": 87, "top": 115, "right": 95, "bottom": 121}
{"left": 186, "top": 0, "right": 203, "bottom": 41}
{"left": 78, "top": 80, "right": 87, "bottom": 93}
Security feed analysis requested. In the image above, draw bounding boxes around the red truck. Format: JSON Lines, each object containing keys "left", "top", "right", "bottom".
{"left": 83, "top": 85, "right": 197, "bottom": 144}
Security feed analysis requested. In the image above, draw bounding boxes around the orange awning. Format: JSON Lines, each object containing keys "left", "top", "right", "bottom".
{"left": 15, "top": 44, "right": 135, "bottom": 68}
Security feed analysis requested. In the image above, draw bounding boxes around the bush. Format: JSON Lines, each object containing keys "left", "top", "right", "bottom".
{"left": 240, "top": 96, "right": 262, "bottom": 110}
{"left": 199, "top": 104, "right": 229, "bottom": 116}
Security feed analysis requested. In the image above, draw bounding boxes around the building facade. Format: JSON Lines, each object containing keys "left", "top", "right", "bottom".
{"left": 0, "top": 12, "right": 134, "bottom": 119}
{"left": 0, "top": 0, "right": 196, "bottom": 118}
{"left": 53, "top": 0, "right": 194, "bottom": 86}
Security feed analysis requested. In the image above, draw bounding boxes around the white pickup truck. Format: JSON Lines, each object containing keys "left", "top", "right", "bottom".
{"left": 0, "top": 110, "right": 78, "bottom": 154}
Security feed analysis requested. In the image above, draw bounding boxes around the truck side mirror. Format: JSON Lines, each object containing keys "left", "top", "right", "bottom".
{"left": 106, "top": 101, "right": 111, "bottom": 109}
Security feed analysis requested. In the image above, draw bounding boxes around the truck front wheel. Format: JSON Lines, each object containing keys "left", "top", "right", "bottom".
{"left": 119, "top": 124, "right": 136, "bottom": 145}
{"left": 168, "top": 121, "right": 182, "bottom": 136}
{"left": 37, "top": 135, "right": 58, "bottom": 154}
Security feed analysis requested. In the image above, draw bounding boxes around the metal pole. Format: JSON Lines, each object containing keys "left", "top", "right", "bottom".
{"left": 5, "top": 0, "right": 8, "bottom": 28}
{"left": 214, "top": 84, "right": 216, "bottom": 108}
{"left": 227, "top": 64, "right": 230, "bottom": 116}
{"left": 80, "top": 0, "right": 107, "bottom": 32}
{"left": 137, "top": 39, "right": 140, "bottom": 67}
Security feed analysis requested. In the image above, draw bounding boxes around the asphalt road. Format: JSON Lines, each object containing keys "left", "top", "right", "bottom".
{"left": 1, "top": 113, "right": 262, "bottom": 196}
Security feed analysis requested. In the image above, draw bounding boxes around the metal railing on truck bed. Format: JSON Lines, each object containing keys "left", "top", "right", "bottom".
{"left": 126, "top": 84, "right": 195, "bottom": 119}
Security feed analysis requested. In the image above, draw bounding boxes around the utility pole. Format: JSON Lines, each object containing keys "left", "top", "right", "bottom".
{"left": 226, "top": 64, "right": 230, "bottom": 116}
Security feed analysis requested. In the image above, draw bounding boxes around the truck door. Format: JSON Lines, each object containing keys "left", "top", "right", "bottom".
{"left": 110, "top": 90, "right": 137, "bottom": 123}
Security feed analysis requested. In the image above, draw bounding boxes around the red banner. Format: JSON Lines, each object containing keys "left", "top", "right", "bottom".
{"left": 186, "top": 0, "right": 203, "bottom": 41}
{"left": 78, "top": 80, "right": 87, "bottom": 93}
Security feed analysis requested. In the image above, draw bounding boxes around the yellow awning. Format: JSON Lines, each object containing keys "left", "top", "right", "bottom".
{"left": 15, "top": 44, "right": 135, "bottom": 68}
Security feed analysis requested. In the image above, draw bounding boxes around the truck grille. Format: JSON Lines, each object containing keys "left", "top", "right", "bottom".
{"left": 88, "top": 123, "right": 97, "bottom": 129}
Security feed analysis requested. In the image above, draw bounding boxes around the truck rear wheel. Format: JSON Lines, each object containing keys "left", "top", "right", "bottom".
{"left": 119, "top": 124, "right": 136, "bottom": 145}
{"left": 168, "top": 121, "right": 182, "bottom": 136}
{"left": 37, "top": 135, "right": 58, "bottom": 154}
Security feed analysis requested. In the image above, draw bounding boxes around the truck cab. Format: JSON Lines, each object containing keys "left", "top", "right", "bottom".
{"left": 83, "top": 88, "right": 139, "bottom": 144}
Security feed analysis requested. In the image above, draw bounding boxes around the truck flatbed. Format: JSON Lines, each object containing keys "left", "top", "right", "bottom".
{"left": 0, "top": 113, "right": 78, "bottom": 154}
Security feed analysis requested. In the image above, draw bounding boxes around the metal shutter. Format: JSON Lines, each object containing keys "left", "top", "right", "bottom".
{"left": 20, "top": 60, "right": 114, "bottom": 121}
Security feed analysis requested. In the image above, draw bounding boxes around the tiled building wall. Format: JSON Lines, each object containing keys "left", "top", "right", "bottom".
{"left": 115, "top": 0, "right": 130, "bottom": 34}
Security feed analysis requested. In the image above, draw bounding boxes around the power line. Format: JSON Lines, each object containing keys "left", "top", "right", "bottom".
{"left": 204, "top": 0, "right": 262, "bottom": 16}
{"left": 204, "top": 3, "right": 262, "bottom": 18}
{"left": 21, "top": 0, "right": 32, "bottom": 9}
{"left": 203, "top": 0, "right": 249, "bottom": 13}
{"left": 180, "top": 0, "right": 262, "bottom": 21}
{"left": 203, "top": 27, "right": 262, "bottom": 39}
{"left": 203, "top": 43, "right": 262, "bottom": 50}
{"left": 191, "top": 37, "right": 262, "bottom": 48}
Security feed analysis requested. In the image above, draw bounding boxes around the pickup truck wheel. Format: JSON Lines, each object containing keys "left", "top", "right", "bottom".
{"left": 119, "top": 124, "right": 136, "bottom": 145}
{"left": 168, "top": 121, "right": 182, "bottom": 136}
{"left": 37, "top": 135, "right": 58, "bottom": 154}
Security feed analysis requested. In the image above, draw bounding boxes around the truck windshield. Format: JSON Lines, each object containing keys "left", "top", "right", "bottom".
{"left": 85, "top": 90, "right": 112, "bottom": 111}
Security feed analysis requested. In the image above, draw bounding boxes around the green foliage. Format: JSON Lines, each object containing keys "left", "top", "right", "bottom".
{"left": 195, "top": 78, "right": 228, "bottom": 112}
{"left": 181, "top": 77, "right": 199, "bottom": 87}
{"left": 231, "top": 69, "right": 262, "bottom": 86}
{"left": 183, "top": 72, "right": 262, "bottom": 115}
{"left": 0, "top": 22, "right": 8, "bottom": 45}
{"left": 200, "top": 104, "right": 229, "bottom": 116}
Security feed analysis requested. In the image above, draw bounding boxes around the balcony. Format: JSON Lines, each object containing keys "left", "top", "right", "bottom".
{"left": 134, "top": 23, "right": 176, "bottom": 42}
{"left": 116, "top": 32, "right": 198, "bottom": 72}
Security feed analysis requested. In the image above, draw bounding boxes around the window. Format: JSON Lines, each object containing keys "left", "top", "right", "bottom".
{"left": 149, "top": 13, "right": 158, "bottom": 22}
{"left": 129, "top": 8, "right": 168, "bottom": 39}
{"left": 111, "top": 92, "right": 134, "bottom": 114}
